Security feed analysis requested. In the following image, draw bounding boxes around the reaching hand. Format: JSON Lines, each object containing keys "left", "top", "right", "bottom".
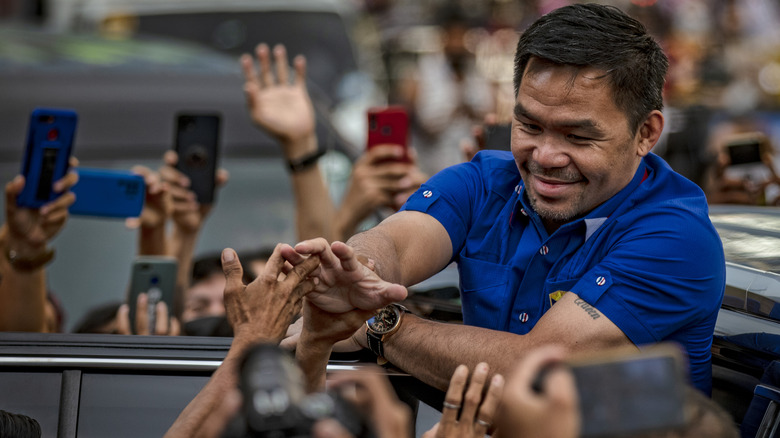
{"left": 221, "top": 245, "right": 320, "bottom": 342}
{"left": 282, "top": 239, "right": 407, "bottom": 314}
{"left": 422, "top": 363, "right": 504, "bottom": 438}
{"left": 159, "top": 151, "right": 229, "bottom": 234}
{"left": 241, "top": 43, "right": 316, "bottom": 153}
{"left": 5, "top": 161, "right": 78, "bottom": 252}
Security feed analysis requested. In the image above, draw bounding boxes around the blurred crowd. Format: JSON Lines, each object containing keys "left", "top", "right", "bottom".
{"left": 1, "top": 0, "right": 777, "bottom": 437}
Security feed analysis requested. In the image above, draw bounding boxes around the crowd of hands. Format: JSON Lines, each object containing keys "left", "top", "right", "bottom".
{"left": 0, "top": 41, "right": 584, "bottom": 438}
{"left": 0, "top": 42, "right": 742, "bottom": 438}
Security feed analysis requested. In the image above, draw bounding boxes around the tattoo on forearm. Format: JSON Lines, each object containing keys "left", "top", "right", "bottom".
{"left": 573, "top": 298, "right": 601, "bottom": 320}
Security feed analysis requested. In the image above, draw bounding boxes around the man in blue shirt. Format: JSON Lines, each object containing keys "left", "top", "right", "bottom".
{"left": 289, "top": 4, "right": 725, "bottom": 395}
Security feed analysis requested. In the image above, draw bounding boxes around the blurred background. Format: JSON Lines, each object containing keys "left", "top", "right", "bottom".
{"left": 0, "top": 0, "right": 779, "bottom": 331}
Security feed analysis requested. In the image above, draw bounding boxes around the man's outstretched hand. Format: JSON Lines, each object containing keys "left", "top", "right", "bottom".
{"left": 221, "top": 244, "right": 320, "bottom": 342}
{"left": 281, "top": 238, "right": 408, "bottom": 314}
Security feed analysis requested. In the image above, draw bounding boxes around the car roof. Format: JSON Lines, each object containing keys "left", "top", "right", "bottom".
{"left": 709, "top": 205, "right": 780, "bottom": 274}
{"left": 0, "top": 26, "right": 350, "bottom": 164}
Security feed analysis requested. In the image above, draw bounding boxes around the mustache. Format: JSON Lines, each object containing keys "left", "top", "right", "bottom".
{"left": 525, "top": 161, "right": 583, "bottom": 182}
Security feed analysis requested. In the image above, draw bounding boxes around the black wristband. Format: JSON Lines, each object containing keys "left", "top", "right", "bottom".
{"left": 287, "top": 149, "right": 326, "bottom": 173}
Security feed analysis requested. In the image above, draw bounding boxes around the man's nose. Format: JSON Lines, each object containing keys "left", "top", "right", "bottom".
{"left": 532, "top": 136, "right": 570, "bottom": 168}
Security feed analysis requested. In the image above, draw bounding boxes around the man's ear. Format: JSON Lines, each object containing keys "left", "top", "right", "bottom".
{"left": 635, "top": 110, "right": 664, "bottom": 157}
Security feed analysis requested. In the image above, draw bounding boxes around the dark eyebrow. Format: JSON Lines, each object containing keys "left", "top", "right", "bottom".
{"left": 514, "top": 102, "right": 603, "bottom": 133}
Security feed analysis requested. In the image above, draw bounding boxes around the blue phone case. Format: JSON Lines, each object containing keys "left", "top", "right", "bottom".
{"left": 17, "top": 108, "right": 78, "bottom": 208}
{"left": 69, "top": 168, "right": 145, "bottom": 218}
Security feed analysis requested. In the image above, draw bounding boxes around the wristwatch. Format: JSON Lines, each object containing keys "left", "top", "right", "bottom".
{"left": 366, "top": 303, "right": 407, "bottom": 365}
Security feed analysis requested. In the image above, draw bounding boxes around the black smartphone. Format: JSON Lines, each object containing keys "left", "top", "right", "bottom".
{"left": 726, "top": 138, "right": 763, "bottom": 166}
{"left": 174, "top": 113, "right": 220, "bottom": 204}
{"left": 17, "top": 108, "right": 78, "bottom": 208}
{"left": 568, "top": 345, "right": 688, "bottom": 437}
{"left": 127, "top": 256, "right": 178, "bottom": 334}
{"left": 483, "top": 123, "right": 512, "bottom": 151}
{"left": 69, "top": 168, "right": 145, "bottom": 218}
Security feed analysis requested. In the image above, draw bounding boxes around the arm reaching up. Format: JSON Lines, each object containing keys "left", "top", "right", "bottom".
{"left": 241, "top": 43, "right": 334, "bottom": 241}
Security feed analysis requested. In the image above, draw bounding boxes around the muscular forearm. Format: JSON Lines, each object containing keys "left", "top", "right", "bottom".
{"left": 346, "top": 211, "right": 452, "bottom": 286}
{"left": 346, "top": 226, "right": 404, "bottom": 284}
{"left": 378, "top": 316, "right": 525, "bottom": 390}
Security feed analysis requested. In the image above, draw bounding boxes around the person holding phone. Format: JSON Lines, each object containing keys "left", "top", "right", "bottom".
{"left": 286, "top": 3, "right": 725, "bottom": 398}
{"left": 0, "top": 160, "right": 78, "bottom": 332}
{"left": 240, "top": 44, "right": 426, "bottom": 243}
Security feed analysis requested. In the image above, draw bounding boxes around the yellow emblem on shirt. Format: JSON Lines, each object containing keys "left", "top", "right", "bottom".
{"left": 549, "top": 290, "right": 567, "bottom": 307}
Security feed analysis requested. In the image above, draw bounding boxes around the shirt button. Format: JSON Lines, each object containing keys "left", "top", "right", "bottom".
{"left": 423, "top": 190, "right": 433, "bottom": 198}
{"left": 519, "top": 312, "right": 529, "bottom": 323}
{"left": 539, "top": 245, "right": 549, "bottom": 255}
{"left": 596, "top": 276, "right": 607, "bottom": 286}
{"left": 520, "top": 208, "right": 528, "bottom": 216}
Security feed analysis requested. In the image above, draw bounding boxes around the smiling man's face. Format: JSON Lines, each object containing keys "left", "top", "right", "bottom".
{"left": 512, "top": 58, "right": 650, "bottom": 232}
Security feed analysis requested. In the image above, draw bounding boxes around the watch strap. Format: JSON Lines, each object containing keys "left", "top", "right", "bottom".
{"left": 366, "top": 331, "right": 385, "bottom": 358}
{"left": 287, "top": 149, "right": 326, "bottom": 173}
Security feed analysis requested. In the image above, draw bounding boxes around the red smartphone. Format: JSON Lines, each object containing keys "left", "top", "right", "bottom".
{"left": 366, "top": 106, "right": 410, "bottom": 163}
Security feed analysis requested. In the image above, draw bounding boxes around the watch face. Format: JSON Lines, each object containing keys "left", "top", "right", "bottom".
{"left": 367, "top": 305, "right": 401, "bottom": 335}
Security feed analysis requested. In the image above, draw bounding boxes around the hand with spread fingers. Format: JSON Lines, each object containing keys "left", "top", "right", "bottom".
{"left": 281, "top": 238, "right": 408, "bottom": 314}
{"left": 493, "top": 346, "right": 579, "bottom": 438}
{"left": 422, "top": 362, "right": 504, "bottom": 438}
{"left": 116, "top": 293, "right": 181, "bottom": 336}
{"left": 222, "top": 244, "right": 320, "bottom": 343}
{"left": 240, "top": 43, "right": 316, "bottom": 155}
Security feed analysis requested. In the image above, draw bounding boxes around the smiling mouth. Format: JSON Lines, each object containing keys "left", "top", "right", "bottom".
{"left": 529, "top": 173, "right": 583, "bottom": 198}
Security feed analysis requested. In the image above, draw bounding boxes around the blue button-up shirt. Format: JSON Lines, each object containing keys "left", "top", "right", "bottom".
{"left": 402, "top": 150, "right": 725, "bottom": 393}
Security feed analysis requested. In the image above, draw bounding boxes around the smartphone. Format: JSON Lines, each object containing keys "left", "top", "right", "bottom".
{"left": 17, "top": 108, "right": 78, "bottom": 208}
{"left": 127, "top": 256, "right": 178, "bottom": 334}
{"left": 366, "top": 106, "right": 410, "bottom": 162}
{"left": 174, "top": 113, "right": 220, "bottom": 204}
{"left": 726, "top": 138, "right": 763, "bottom": 166}
{"left": 567, "top": 345, "right": 688, "bottom": 437}
{"left": 483, "top": 123, "right": 512, "bottom": 151}
{"left": 69, "top": 168, "right": 145, "bottom": 218}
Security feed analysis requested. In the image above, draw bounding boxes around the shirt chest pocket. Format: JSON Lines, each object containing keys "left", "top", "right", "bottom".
{"left": 458, "top": 254, "right": 512, "bottom": 330}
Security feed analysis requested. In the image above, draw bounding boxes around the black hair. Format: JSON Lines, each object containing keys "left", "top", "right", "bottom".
{"left": 71, "top": 301, "right": 122, "bottom": 334}
{"left": 513, "top": 3, "right": 668, "bottom": 133}
{"left": 192, "top": 251, "right": 256, "bottom": 286}
{"left": 0, "top": 410, "right": 42, "bottom": 438}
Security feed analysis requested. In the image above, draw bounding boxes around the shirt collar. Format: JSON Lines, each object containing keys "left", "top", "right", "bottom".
{"left": 511, "top": 159, "right": 650, "bottom": 240}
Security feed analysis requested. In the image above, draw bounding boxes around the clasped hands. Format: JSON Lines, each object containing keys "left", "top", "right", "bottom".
{"left": 277, "top": 238, "right": 408, "bottom": 351}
